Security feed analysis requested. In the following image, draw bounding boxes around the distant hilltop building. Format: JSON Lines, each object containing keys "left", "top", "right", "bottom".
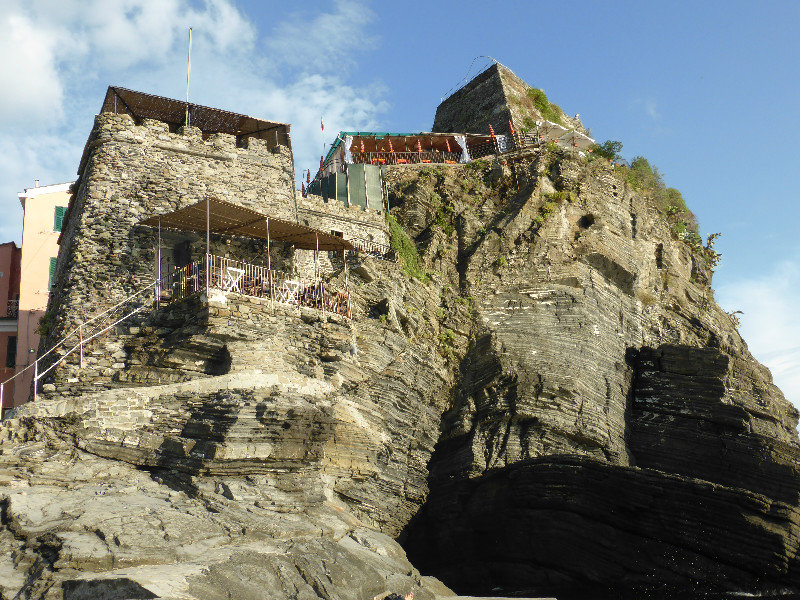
{"left": 308, "top": 131, "right": 496, "bottom": 207}
{"left": 433, "top": 61, "right": 588, "bottom": 139}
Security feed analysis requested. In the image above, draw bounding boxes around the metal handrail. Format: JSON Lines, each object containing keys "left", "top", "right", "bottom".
{"left": 0, "top": 278, "right": 159, "bottom": 411}
{"left": 1, "top": 254, "right": 354, "bottom": 413}
{"left": 36, "top": 278, "right": 158, "bottom": 368}
{"left": 348, "top": 237, "right": 396, "bottom": 262}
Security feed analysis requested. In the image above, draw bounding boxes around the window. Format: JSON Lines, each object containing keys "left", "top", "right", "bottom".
{"left": 6, "top": 336, "right": 16, "bottom": 368}
{"left": 48, "top": 257, "right": 57, "bottom": 290}
{"left": 54, "top": 206, "right": 67, "bottom": 232}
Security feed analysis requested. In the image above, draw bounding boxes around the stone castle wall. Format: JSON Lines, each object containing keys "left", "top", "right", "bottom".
{"left": 39, "top": 290, "right": 352, "bottom": 398}
{"left": 433, "top": 62, "right": 586, "bottom": 138}
{"left": 44, "top": 112, "right": 297, "bottom": 355}
{"left": 38, "top": 111, "right": 387, "bottom": 393}
{"left": 295, "top": 193, "right": 388, "bottom": 276}
{"left": 433, "top": 63, "right": 511, "bottom": 136}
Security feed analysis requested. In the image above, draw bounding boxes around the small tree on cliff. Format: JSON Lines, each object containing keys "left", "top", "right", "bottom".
{"left": 591, "top": 140, "right": 623, "bottom": 162}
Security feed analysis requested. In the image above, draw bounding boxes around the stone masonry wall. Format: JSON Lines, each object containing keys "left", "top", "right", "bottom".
{"left": 41, "top": 112, "right": 296, "bottom": 373}
{"left": 40, "top": 113, "right": 389, "bottom": 386}
{"left": 433, "top": 62, "right": 586, "bottom": 138}
{"left": 433, "top": 63, "right": 511, "bottom": 136}
{"left": 295, "top": 192, "right": 389, "bottom": 277}
{"left": 39, "top": 288, "right": 354, "bottom": 398}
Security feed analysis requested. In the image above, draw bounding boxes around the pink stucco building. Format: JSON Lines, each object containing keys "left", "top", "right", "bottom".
{"left": 11, "top": 182, "right": 72, "bottom": 411}
{"left": 0, "top": 242, "right": 21, "bottom": 416}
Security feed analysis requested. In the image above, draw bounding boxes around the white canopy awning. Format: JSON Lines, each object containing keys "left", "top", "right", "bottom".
{"left": 555, "top": 129, "right": 595, "bottom": 150}
{"left": 537, "top": 120, "right": 569, "bottom": 140}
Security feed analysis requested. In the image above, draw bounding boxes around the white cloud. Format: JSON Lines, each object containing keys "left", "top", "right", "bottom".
{"left": 645, "top": 99, "right": 661, "bottom": 121}
{"left": 717, "top": 253, "right": 800, "bottom": 408}
{"left": 0, "top": 13, "right": 64, "bottom": 129}
{"left": 265, "top": 0, "right": 377, "bottom": 71}
{"left": 630, "top": 97, "right": 661, "bottom": 122}
{"left": 0, "top": 0, "right": 386, "bottom": 243}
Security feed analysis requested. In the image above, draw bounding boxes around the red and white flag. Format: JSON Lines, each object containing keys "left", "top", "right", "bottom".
{"left": 321, "top": 117, "right": 324, "bottom": 132}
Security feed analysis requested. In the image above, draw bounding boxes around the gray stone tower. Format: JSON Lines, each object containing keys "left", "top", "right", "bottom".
{"left": 433, "top": 62, "right": 586, "bottom": 138}
{"left": 41, "top": 88, "right": 296, "bottom": 373}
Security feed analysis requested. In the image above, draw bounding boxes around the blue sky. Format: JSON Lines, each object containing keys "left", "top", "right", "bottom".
{"left": 1, "top": 0, "right": 798, "bottom": 405}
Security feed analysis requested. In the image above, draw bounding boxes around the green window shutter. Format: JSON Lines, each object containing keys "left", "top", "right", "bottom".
{"left": 53, "top": 206, "right": 66, "bottom": 232}
{"left": 48, "top": 257, "right": 57, "bottom": 290}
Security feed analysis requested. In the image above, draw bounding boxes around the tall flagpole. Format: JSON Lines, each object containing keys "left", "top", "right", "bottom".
{"left": 185, "top": 27, "right": 193, "bottom": 126}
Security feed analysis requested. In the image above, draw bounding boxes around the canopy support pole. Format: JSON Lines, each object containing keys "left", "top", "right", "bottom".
{"left": 156, "top": 217, "right": 161, "bottom": 307}
{"left": 316, "top": 232, "right": 323, "bottom": 316}
{"left": 206, "top": 197, "right": 210, "bottom": 296}
{"left": 344, "top": 249, "right": 349, "bottom": 318}
{"left": 266, "top": 218, "right": 273, "bottom": 311}
{"left": 315, "top": 233, "right": 319, "bottom": 280}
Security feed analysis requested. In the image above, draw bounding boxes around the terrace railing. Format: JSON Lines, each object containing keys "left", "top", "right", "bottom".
{"left": 511, "top": 132, "right": 542, "bottom": 150}
{"left": 347, "top": 237, "right": 396, "bottom": 262}
{"left": 467, "top": 141, "right": 500, "bottom": 160}
{"left": 158, "top": 254, "right": 351, "bottom": 318}
{"left": 350, "top": 151, "right": 462, "bottom": 166}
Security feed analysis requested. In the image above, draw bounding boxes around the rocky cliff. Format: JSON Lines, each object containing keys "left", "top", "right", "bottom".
{"left": 2, "top": 125, "right": 799, "bottom": 598}
{"left": 389, "top": 153, "right": 800, "bottom": 597}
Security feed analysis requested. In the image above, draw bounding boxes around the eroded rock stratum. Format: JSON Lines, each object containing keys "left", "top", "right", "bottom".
{"left": 2, "top": 75, "right": 800, "bottom": 599}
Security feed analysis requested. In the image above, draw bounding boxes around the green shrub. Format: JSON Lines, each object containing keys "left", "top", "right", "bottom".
{"left": 494, "top": 255, "right": 507, "bottom": 268}
{"left": 544, "top": 190, "right": 576, "bottom": 203}
{"left": 591, "top": 140, "right": 623, "bottom": 161}
{"left": 541, "top": 201, "right": 557, "bottom": 216}
{"left": 435, "top": 202, "right": 455, "bottom": 235}
{"left": 466, "top": 159, "right": 488, "bottom": 172}
{"left": 623, "top": 156, "right": 700, "bottom": 240}
{"left": 36, "top": 312, "right": 52, "bottom": 336}
{"left": 544, "top": 140, "right": 561, "bottom": 153}
{"left": 527, "top": 87, "right": 563, "bottom": 124}
{"left": 522, "top": 116, "right": 537, "bottom": 132}
{"left": 387, "top": 213, "right": 427, "bottom": 280}
{"left": 626, "top": 156, "right": 663, "bottom": 191}
{"left": 438, "top": 327, "right": 456, "bottom": 358}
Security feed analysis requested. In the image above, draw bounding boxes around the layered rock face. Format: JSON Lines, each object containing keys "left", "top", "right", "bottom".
{"left": 392, "top": 154, "right": 800, "bottom": 596}
{"left": 1, "top": 260, "right": 459, "bottom": 599}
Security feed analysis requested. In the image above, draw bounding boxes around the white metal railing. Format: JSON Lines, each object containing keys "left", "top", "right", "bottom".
{"left": 348, "top": 237, "right": 396, "bottom": 262}
{"left": 0, "top": 277, "right": 160, "bottom": 411}
{"left": 159, "top": 254, "right": 350, "bottom": 318}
